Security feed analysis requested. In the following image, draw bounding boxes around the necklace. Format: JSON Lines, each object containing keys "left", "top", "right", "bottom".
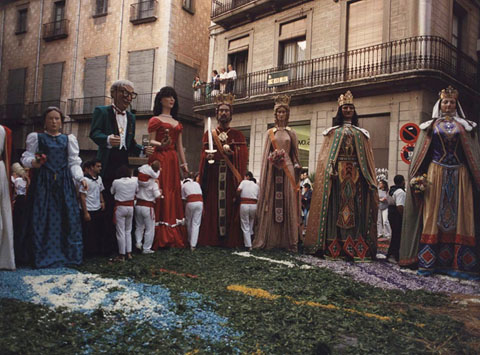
{"left": 216, "top": 128, "right": 231, "bottom": 143}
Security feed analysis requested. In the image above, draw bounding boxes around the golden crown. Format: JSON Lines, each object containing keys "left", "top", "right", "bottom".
{"left": 214, "top": 93, "right": 235, "bottom": 106}
{"left": 439, "top": 86, "right": 459, "bottom": 100}
{"left": 274, "top": 94, "right": 291, "bottom": 108}
{"left": 338, "top": 90, "right": 354, "bottom": 106}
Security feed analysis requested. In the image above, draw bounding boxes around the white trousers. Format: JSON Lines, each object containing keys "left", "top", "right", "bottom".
{"left": 134, "top": 205, "right": 155, "bottom": 251}
{"left": 185, "top": 201, "right": 203, "bottom": 247}
{"left": 0, "top": 161, "right": 15, "bottom": 270}
{"left": 115, "top": 205, "right": 133, "bottom": 254}
{"left": 240, "top": 204, "right": 256, "bottom": 248}
{"left": 377, "top": 208, "right": 391, "bottom": 238}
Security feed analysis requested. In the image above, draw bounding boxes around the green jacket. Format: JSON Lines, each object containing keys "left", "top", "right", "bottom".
{"left": 89, "top": 105, "right": 143, "bottom": 177}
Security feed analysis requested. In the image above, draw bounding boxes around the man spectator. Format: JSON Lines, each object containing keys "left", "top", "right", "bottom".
{"left": 219, "top": 67, "right": 227, "bottom": 94}
{"left": 386, "top": 175, "right": 406, "bottom": 263}
{"left": 302, "top": 183, "right": 312, "bottom": 227}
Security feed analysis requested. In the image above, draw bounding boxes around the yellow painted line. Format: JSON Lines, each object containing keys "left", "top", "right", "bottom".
{"left": 227, "top": 284, "right": 425, "bottom": 327}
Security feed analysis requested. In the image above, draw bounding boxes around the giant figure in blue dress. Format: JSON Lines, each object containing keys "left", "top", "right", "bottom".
{"left": 21, "top": 107, "right": 87, "bottom": 268}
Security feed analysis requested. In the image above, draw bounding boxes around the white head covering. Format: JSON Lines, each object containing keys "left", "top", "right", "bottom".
{"left": 423, "top": 97, "right": 476, "bottom": 132}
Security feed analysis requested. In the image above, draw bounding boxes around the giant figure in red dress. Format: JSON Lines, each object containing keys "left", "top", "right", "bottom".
{"left": 148, "top": 87, "right": 189, "bottom": 248}
{"left": 198, "top": 94, "right": 248, "bottom": 247}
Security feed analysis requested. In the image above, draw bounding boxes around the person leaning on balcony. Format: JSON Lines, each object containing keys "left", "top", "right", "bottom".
{"left": 210, "top": 70, "right": 220, "bottom": 97}
{"left": 219, "top": 67, "right": 227, "bottom": 94}
{"left": 192, "top": 75, "right": 203, "bottom": 102}
{"left": 89, "top": 79, "right": 152, "bottom": 257}
{"left": 303, "top": 91, "right": 379, "bottom": 261}
{"left": 225, "top": 64, "right": 237, "bottom": 94}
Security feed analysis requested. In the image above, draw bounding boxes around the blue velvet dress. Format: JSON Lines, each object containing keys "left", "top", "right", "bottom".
{"left": 31, "top": 133, "right": 83, "bottom": 267}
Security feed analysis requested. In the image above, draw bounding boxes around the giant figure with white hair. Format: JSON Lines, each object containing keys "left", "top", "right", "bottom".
{"left": 90, "top": 80, "right": 145, "bottom": 255}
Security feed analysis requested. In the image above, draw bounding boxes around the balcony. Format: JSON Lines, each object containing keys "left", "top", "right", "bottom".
{"left": 130, "top": 1, "right": 158, "bottom": 25}
{"left": 27, "top": 101, "right": 67, "bottom": 121}
{"left": 194, "top": 36, "right": 479, "bottom": 108}
{"left": 131, "top": 93, "right": 154, "bottom": 115}
{"left": 211, "top": 0, "right": 313, "bottom": 28}
{"left": 68, "top": 96, "right": 111, "bottom": 119}
{"left": 0, "top": 104, "right": 26, "bottom": 125}
{"left": 43, "top": 19, "right": 69, "bottom": 41}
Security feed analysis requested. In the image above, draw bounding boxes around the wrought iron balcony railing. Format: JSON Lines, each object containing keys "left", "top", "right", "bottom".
{"left": 0, "top": 104, "right": 26, "bottom": 124}
{"left": 194, "top": 36, "right": 479, "bottom": 106}
{"left": 211, "top": 0, "right": 253, "bottom": 17}
{"left": 130, "top": 1, "right": 158, "bottom": 24}
{"left": 27, "top": 101, "right": 67, "bottom": 119}
{"left": 131, "top": 93, "right": 154, "bottom": 114}
{"left": 67, "top": 96, "right": 111, "bottom": 117}
{"left": 43, "top": 19, "right": 69, "bottom": 41}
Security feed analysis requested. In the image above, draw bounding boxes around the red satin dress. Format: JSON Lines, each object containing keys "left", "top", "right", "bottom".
{"left": 148, "top": 117, "right": 187, "bottom": 248}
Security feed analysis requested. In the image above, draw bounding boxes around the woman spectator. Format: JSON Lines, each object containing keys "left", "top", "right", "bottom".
{"left": 21, "top": 107, "right": 86, "bottom": 267}
{"left": 192, "top": 75, "right": 203, "bottom": 102}
{"left": 210, "top": 70, "right": 220, "bottom": 98}
{"left": 148, "top": 87, "right": 189, "bottom": 248}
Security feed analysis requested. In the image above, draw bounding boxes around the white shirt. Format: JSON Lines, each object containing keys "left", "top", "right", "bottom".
{"left": 111, "top": 177, "right": 138, "bottom": 202}
{"left": 136, "top": 164, "right": 161, "bottom": 202}
{"left": 237, "top": 180, "right": 259, "bottom": 199}
{"left": 393, "top": 188, "right": 406, "bottom": 207}
{"left": 79, "top": 175, "right": 105, "bottom": 211}
{"left": 181, "top": 180, "right": 203, "bottom": 200}
{"left": 13, "top": 177, "right": 27, "bottom": 196}
{"left": 20, "top": 132, "right": 85, "bottom": 183}
{"left": 107, "top": 105, "right": 127, "bottom": 150}
{"left": 226, "top": 70, "right": 237, "bottom": 80}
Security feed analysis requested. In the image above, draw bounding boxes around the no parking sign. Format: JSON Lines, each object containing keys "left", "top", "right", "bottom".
{"left": 399, "top": 123, "right": 420, "bottom": 165}
{"left": 400, "top": 123, "right": 420, "bottom": 143}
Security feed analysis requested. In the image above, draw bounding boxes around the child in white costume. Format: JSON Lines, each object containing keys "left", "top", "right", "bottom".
{"left": 135, "top": 162, "right": 161, "bottom": 254}
{"left": 237, "top": 172, "right": 259, "bottom": 249}
{"left": 181, "top": 174, "right": 203, "bottom": 250}
{"left": 110, "top": 166, "right": 138, "bottom": 261}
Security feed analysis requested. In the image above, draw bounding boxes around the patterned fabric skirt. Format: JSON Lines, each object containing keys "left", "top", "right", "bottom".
{"left": 418, "top": 162, "right": 479, "bottom": 279}
{"left": 324, "top": 161, "right": 372, "bottom": 261}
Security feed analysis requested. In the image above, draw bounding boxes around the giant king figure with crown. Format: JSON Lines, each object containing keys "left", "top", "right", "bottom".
{"left": 198, "top": 94, "right": 248, "bottom": 247}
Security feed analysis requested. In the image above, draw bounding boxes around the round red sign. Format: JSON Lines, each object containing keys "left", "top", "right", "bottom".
{"left": 400, "top": 123, "right": 420, "bottom": 144}
{"left": 400, "top": 143, "right": 416, "bottom": 165}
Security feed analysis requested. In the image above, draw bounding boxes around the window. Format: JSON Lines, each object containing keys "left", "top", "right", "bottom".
{"left": 16, "top": 8, "right": 28, "bottom": 34}
{"left": 94, "top": 0, "right": 108, "bottom": 17}
{"left": 279, "top": 37, "right": 306, "bottom": 65}
{"left": 182, "top": 0, "right": 194, "bottom": 14}
{"left": 53, "top": 1, "right": 65, "bottom": 34}
{"left": 347, "top": 0, "right": 383, "bottom": 51}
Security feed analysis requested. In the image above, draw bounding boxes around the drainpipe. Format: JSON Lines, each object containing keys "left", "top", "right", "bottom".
{"left": 0, "top": 9, "right": 5, "bottom": 78}
{"left": 70, "top": 0, "right": 82, "bottom": 99}
{"left": 117, "top": 0, "right": 126, "bottom": 79}
{"left": 34, "top": 0, "right": 45, "bottom": 102}
{"left": 418, "top": 0, "right": 432, "bottom": 36}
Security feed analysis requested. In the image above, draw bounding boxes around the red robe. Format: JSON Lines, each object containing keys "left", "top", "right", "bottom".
{"left": 198, "top": 127, "right": 248, "bottom": 247}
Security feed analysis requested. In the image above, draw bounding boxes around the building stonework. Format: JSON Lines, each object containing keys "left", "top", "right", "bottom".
{"left": 0, "top": 0, "right": 211, "bottom": 171}
{"left": 196, "top": 0, "right": 480, "bottom": 184}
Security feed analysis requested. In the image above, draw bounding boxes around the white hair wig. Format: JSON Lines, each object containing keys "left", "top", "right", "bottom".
{"left": 110, "top": 79, "right": 135, "bottom": 93}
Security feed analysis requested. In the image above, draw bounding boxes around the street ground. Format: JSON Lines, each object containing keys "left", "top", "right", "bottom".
{"left": 1, "top": 247, "right": 479, "bottom": 354}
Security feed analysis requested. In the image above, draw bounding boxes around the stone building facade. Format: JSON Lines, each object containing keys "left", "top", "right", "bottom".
{"left": 0, "top": 0, "right": 211, "bottom": 170}
{"left": 194, "top": 0, "right": 480, "bottom": 183}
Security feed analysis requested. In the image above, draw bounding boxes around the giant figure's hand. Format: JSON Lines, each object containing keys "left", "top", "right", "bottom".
{"left": 145, "top": 146, "right": 154, "bottom": 157}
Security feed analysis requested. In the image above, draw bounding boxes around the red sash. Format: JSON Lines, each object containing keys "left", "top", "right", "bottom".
{"left": 138, "top": 172, "right": 151, "bottom": 182}
{"left": 187, "top": 194, "right": 203, "bottom": 203}
{"left": 240, "top": 198, "right": 257, "bottom": 204}
{"left": 136, "top": 199, "right": 155, "bottom": 208}
{"left": 113, "top": 200, "right": 135, "bottom": 224}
